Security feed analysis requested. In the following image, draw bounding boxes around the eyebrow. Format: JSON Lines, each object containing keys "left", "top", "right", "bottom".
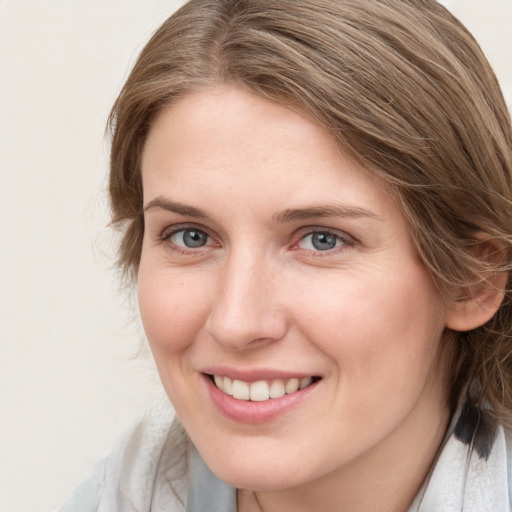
{"left": 144, "top": 197, "right": 209, "bottom": 218}
{"left": 144, "top": 197, "right": 380, "bottom": 223}
{"left": 272, "top": 204, "right": 380, "bottom": 223}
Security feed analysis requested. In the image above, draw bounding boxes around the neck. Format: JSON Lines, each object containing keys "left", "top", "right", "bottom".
{"left": 238, "top": 393, "right": 450, "bottom": 512}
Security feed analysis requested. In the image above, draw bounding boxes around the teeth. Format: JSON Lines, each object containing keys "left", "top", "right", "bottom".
{"left": 269, "top": 380, "right": 285, "bottom": 399}
{"left": 223, "top": 376, "right": 233, "bottom": 396}
{"left": 214, "top": 375, "right": 224, "bottom": 391}
{"left": 250, "top": 381, "right": 270, "bottom": 402}
{"left": 285, "top": 378, "right": 299, "bottom": 394}
{"left": 232, "top": 380, "right": 250, "bottom": 400}
{"left": 213, "top": 375, "right": 315, "bottom": 401}
{"left": 299, "top": 376, "right": 313, "bottom": 389}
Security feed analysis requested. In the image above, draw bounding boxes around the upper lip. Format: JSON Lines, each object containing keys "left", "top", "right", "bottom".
{"left": 201, "top": 366, "right": 319, "bottom": 382}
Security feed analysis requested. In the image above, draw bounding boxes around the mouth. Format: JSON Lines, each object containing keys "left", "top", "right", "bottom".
{"left": 207, "top": 374, "right": 321, "bottom": 402}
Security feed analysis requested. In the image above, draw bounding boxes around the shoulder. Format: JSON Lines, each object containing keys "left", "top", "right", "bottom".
{"left": 410, "top": 399, "right": 511, "bottom": 511}
{"left": 449, "top": 402, "right": 511, "bottom": 511}
{"left": 58, "top": 407, "right": 189, "bottom": 512}
{"left": 506, "top": 427, "right": 512, "bottom": 506}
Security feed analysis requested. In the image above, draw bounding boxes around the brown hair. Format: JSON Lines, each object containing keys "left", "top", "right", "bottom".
{"left": 108, "top": 0, "right": 512, "bottom": 425}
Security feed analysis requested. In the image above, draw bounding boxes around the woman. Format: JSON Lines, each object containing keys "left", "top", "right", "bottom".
{"left": 61, "top": 0, "right": 512, "bottom": 510}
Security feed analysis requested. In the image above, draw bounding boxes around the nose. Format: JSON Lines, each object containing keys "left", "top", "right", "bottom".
{"left": 204, "top": 251, "right": 288, "bottom": 351}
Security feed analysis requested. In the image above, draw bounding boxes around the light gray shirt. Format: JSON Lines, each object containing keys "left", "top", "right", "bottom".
{"left": 59, "top": 400, "right": 512, "bottom": 512}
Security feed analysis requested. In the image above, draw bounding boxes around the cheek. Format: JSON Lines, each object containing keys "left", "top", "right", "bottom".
{"left": 292, "top": 268, "right": 447, "bottom": 442}
{"left": 137, "top": 267, "right": 209, "bottom": 354}
{"left": 293, "top": 264, "right": 445, "bottom": 377}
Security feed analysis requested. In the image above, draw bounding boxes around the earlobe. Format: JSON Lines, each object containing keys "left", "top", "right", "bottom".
{"left": 445, "top": 235, "right": 508, "bottom": 332}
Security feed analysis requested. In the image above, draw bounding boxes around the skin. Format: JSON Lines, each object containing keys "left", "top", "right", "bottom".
{"left": 138, "top": 86, "right": 465, "bottom": 512}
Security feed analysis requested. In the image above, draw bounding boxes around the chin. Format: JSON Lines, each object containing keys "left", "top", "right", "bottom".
{"left": 199, "top": 447, "right": 313, "bottom": 491}
{"left": 214, "top": 466, "right": 299, "bottom": 491}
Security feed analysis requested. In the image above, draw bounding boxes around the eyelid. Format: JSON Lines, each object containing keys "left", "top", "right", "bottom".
{"left": 160, "top": 222, "right": 210, "bottom": 240}
{"left": 291, "top": 226, "right": 356, "bottom": 252}
{"left": 157, "top": 223, "right": 355, "bottom": 256}
{"left": 159, "top": 223, "right": 219, "bottom": 253}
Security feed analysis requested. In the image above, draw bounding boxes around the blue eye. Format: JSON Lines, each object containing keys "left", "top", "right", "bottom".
{"left": 170, "top": 228, "right": 209, "bottom": 248}
{"left": 299, "top": 231, "right": 344, "bottom": 251}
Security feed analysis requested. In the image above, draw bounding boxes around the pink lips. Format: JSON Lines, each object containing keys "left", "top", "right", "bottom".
{"left": 202, "top": 370, "right": 320, "bottom": 424}
{"left": 204, "top": 366, "right": 316, "bottom": 382}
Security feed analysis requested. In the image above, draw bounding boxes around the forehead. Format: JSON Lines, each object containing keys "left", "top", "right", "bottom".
{"left": 141, "top": 86, "right": 397, "bottom": 222}
{"left": 143, "top": 86, "right": 336, "bottom": 173}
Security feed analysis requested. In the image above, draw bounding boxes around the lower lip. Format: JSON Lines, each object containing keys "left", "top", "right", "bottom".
{"left": 204, "top": 375, "right": 319, "bottom": 424}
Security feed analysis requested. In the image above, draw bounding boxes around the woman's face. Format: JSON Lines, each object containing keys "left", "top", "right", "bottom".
{"left": 139, "top": 86, "right": 451, "bottom": 491}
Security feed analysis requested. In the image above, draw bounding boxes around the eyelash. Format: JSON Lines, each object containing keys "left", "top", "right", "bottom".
{"left": 159, "top": 225, "right": 354, "bottom": 257}
{"left": 292, "top": 229, "right": 354, "bottom": 256}
{"left": 160, "top": 225, "right": 216, "bottom": 255}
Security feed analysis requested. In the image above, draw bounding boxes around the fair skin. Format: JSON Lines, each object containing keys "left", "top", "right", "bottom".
{"left": 138, "top": 86, "right": 477, "bottom": 512}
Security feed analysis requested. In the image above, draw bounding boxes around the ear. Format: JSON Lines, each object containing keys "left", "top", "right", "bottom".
{"left": 446, "top": 234, "right": 508, "bottom": 332}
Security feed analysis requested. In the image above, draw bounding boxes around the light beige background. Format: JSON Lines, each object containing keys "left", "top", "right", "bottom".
{"left": 0, "top": 1, "right": 510, "bottom": 511}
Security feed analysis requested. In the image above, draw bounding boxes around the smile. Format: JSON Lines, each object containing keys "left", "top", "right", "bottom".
{"left": 211, "top": 375, "right": 317, "bottom": 402}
